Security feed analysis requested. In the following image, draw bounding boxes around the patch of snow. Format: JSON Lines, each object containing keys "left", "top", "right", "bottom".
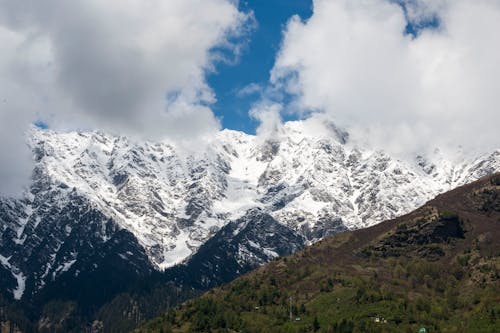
{"left": 12, "top": 272, "right": 26, "bottom": 300}
{"left": 0, "top": 254, "right": 11, "bottom": 269}
{"left": 0, "top": 254, "right": 26, "bottom": 300}
{"left": 13, "top": 235, "right": 27, "bottom": 245}
{"left": 262, "top": 248, "right": 279, "bottom": 258}
{"left": 60, "top": 259, "right": 77, "bottom": 273}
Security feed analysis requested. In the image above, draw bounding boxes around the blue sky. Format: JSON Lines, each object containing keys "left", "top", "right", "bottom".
{"left": 30, "top": 0, "right": 436, "bottom": 135}
{"left": 29, "top": 0, "right": 440, "bottom": 134}
{"left": 206, "top": 0, "right": 440, "bottom": 134}
{"left": 208, "top": 0, "right": 313, "bottom": 133}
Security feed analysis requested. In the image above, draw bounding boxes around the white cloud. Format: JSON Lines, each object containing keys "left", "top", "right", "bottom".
{"left": 249, "top": 102, "right": 283, "bottom": 139}
{"left": 0, "top": 0, "right": 250, "bottom": 196}
{"left": 0, "top": 106, "right": 34, "bottom": 197}
{"left": 236, "top": 82, "right": 263, "bottom": 97}
{"left": 270, "top": 0, "right": 500, "bottom": 156}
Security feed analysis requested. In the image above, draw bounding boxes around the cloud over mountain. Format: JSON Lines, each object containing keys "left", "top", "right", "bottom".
{"left": 270, "top": 0, "right": 500, "bottom": 156}
{"left": 0, "top": 0, "right": 250, "bottom": 195}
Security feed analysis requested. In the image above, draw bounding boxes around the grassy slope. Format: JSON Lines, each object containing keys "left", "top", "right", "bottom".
{"left": 137, "top": 173, "right": 500, "bottom": 333}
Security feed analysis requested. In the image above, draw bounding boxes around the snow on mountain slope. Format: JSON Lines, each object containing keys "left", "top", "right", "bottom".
{"left": 26, "top": 129, "right": 230, "bottom": 270}
{"left": 0, "top": 119, "right": 498, "bottom": 300}
{"left": 215, "top": 119, "right": 498, "bottom": 238}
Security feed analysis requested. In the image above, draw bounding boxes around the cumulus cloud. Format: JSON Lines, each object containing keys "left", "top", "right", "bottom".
{"left": 0, "top": 0, "right": 249, "bottom": 196}
{"left": 269, "top": 0, "right": 500, "bottom": 156}
{"left": 249, "top": 102, "right": 283, "bottom": 139}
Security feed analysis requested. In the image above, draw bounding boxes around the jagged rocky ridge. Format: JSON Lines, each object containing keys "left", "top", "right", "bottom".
{"left": 0, "top": 117, "right": 498, "bottom": 306}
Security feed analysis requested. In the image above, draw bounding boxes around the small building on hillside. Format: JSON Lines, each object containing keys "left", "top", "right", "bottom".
{"left": 373, "top": 316, "right": 387, "bottom": 324}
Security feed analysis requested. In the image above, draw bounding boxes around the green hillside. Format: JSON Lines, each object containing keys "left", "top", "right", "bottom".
{"left": 137, "top": 173, "right": 500, "bottom": 333}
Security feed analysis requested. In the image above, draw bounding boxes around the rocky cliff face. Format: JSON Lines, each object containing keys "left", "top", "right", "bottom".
{"left": 0, "top": 118, "right": 498, "bottom": 304}
{"left": 169, "top": 208, "right": 307, "bottom": 290}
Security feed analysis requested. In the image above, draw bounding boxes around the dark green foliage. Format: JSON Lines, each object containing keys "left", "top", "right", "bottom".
{"left": 138, "top": 251, "right": 499, "bottom": 333}
{"left": 439, "top": 210, "right": 458, "bottom": 220}
{"left": 491, "top": 175, "right": 500, "bottom": 186}
{"left": 312, "top": 316, "right": 320, "bottom": 331}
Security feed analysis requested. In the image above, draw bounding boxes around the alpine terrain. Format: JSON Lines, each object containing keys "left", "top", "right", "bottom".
{"left": 139, "top": 173, "right": 500, "bottom": 333}
{"left": 0, "top": 118, "right": 498, "bottom": 331}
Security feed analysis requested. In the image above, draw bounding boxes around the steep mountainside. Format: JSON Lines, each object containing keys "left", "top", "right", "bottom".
{"left": 166, "top": 209, "right": 307, "bottom": 290}
{"left": 140, "top": 173, "right": 500, "bottom": 333}
{"left": 0, "top": 119, "right": 498, "bottom": 331}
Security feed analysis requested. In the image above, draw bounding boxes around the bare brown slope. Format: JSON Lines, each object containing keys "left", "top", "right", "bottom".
{"left": 240, "top": 172, "right": 498, "bottom": 290}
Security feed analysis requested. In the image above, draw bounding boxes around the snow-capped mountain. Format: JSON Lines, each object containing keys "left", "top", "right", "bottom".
{"left": 0, "top": 118, "right": 499, "bottom": 303}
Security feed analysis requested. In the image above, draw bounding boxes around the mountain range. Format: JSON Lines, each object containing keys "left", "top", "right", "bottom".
{"left": 0, "top": 118, "right": 498, "bottom": 331}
